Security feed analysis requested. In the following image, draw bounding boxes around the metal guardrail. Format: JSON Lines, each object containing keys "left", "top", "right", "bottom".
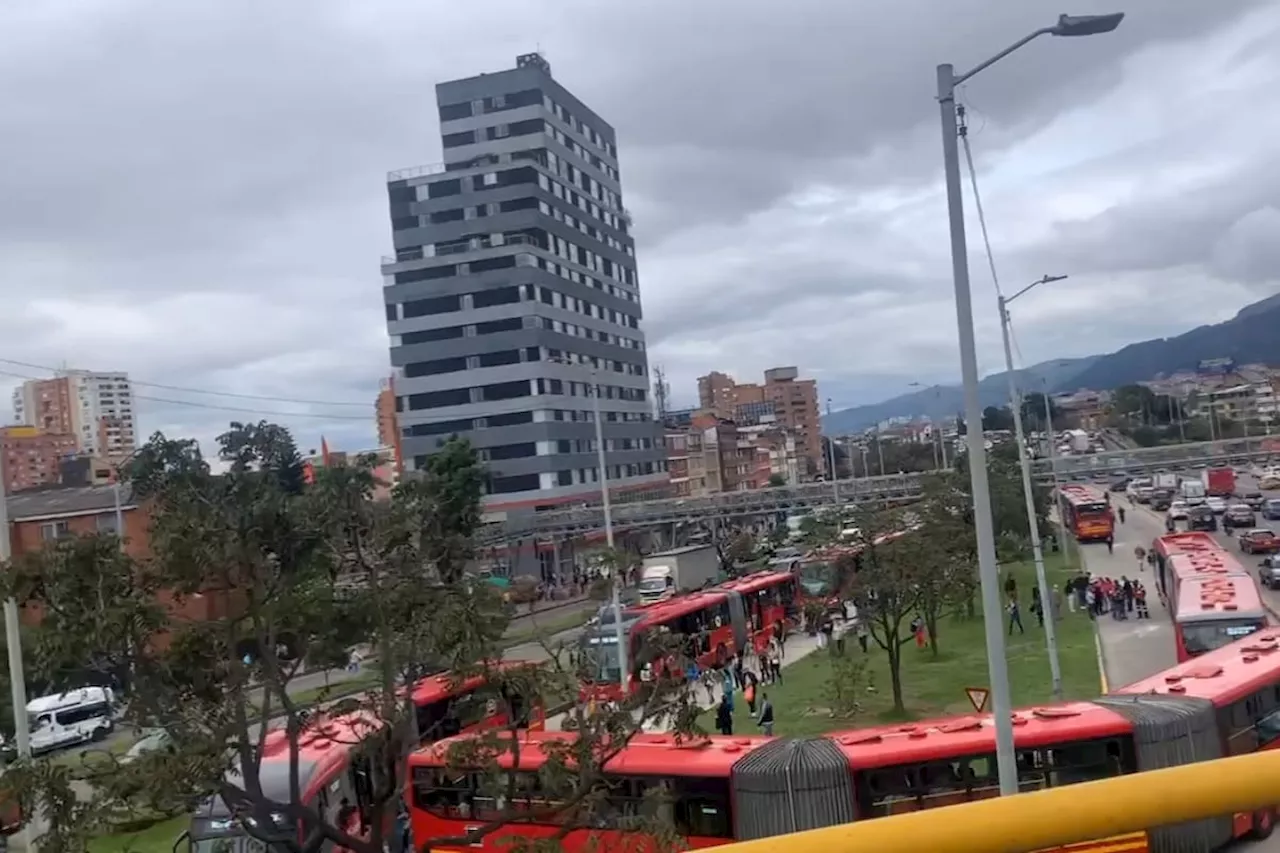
{"left": 480, "top": 437, "right": 1280, "bottom": 543}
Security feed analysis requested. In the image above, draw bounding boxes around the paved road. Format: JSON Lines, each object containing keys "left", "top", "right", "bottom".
{"left": 1086, "top": 472, "right": 1280, "bottom": 852}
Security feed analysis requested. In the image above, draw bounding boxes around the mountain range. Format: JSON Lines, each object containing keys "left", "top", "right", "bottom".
{"left": 822, "top": 292, "right": 1280, "bottom": 433}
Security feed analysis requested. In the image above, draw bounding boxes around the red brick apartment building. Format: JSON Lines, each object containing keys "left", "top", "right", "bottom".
{"left": 4, "top": 484, "right": 239, "bottom": 629}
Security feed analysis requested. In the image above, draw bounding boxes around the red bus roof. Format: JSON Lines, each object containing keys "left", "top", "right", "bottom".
{"left": 717, "top": 571, "right": 796, "bottom": 595}
{"left": 1059, "top": 483, "right": 1108, "bottom": 506}
{"left": 635, "top": 589, "right": 731, "bottom": 625}
{"left": 1153, "top": 531, "right": 1221, "bottom": 561}
{"left": 260, "top": 709, "right": 383, "bottom": 764}
{"left": 409, "top": 660, "right": 537, "bottom": 706}
{"left": 1115, "top": 630, "right": 1280, "bottom": 706}
{"left": 409, "top": 729, "right": 773, "bottom": 778}
{"left": 827, "top": 702, "right": 1132, "bottom": 769}
{"left": 1173, "top": 574, "right": 1267, "bottom": 623}
{"left": 1167, "top": 547, "right": 1251, "bottom": 586}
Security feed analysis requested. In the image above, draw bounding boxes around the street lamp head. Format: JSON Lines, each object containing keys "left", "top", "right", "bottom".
{"left": 1051, "top": 13, "right": 1125, "bottom": 37}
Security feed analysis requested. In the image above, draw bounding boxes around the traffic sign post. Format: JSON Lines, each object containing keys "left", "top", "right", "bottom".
{"left": 965, "top": 687, "right": 990, "bottom": 713}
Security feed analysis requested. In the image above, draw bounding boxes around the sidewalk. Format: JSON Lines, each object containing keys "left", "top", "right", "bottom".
{"left": 1081, "top": 504, "right": 1176, "bottom": 691}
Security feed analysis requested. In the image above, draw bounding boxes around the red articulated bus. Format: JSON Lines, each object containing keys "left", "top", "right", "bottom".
{"left": 175, "top": 664, "right": 543, "bottom": 852}
{"left": 407, "top": 626, "right": 1280, "bottom": 853}
{"left": 1115, "top": 629, "right": 1280, "bottom": 841}
{"left": 412, "top": 661, "right": 547, "bottom": 741}
{"left": 577, "top": 589, "right": 749, "bottom": 705}
{"left": 1152, "top": 532, "right": 1269, "bottom": 661}
{"left": 180, "top": 710, "right": 390, "bottom": 852}
{"left": 1058, "top": 483, "right": 1114, "bottom": 542}
{"left": 714, "top": 570, "right": 800, "bottom": 653}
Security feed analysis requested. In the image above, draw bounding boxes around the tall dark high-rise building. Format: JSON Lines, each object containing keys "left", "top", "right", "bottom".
{"left": 381, "top": 53, "right": 667, "bottom": 510}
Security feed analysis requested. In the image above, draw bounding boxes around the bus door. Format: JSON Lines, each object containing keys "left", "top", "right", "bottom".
{"left": 722, "top": 591, "right": 748, "bottom": 653}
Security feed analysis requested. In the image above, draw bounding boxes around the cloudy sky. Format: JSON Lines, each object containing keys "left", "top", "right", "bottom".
{"left": 2, "top": 0, "right": 1277, "bottom": 455}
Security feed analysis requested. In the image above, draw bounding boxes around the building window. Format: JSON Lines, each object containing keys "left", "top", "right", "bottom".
{"left": 96, "top": 513, "right": 120, "bottom": 534}
{"left": 40, "top": 521, "right": 70, "bottom": 541}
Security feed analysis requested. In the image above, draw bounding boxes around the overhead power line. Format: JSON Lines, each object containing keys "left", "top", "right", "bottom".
{"left": 0, "top": 356, "right": 373, "bottom": 408}
{"left": 0, "top": 367, "right": 371, "bottom": 422}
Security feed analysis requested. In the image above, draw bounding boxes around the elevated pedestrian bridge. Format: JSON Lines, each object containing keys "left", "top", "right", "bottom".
{"left": 481, "top": 437, "right": 1278, "bottom": 542}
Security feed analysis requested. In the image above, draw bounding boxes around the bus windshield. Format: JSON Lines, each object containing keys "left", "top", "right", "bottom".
{"left": 1181, "top": 619, "right": 1265, "bottom": 655}
{"left": 1074, "top": 501, "right": 1110, "bottom": 516}
{"left": 798, "top": 562, "right": 832, "bottom": 596}
{"left": 578, "top": 632, "right": 623, "bottom": 682}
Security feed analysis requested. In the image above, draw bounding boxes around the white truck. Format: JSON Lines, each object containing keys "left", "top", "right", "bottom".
{"left": 637, "top": 545, "right": 719, "bottom": 604}
{"left": 1067, "top": 429, "right": 1091, "bottom": 454}
{"left": 1153, "top": 472, "right": 1179, "bottom": 491}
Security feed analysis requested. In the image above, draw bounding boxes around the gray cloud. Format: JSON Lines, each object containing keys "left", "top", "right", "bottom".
{"left": 1, "top": 0, "right": 1276, "bottom": 452}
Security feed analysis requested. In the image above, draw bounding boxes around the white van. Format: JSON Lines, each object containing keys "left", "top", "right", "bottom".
{"left": 27, "top": 687, "right": 116, "bottom": 754}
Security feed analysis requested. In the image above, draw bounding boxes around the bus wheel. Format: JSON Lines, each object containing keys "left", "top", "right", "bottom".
{"left": 1252, "top": 809, "right": 1275, "bottom": 840}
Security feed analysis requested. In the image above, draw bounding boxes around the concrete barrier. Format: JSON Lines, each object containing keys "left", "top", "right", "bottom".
{"left": 711, "top": 748, "right": 1280, "bottom": 853}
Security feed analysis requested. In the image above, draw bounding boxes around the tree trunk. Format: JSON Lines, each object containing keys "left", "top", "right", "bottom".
{"left": 924, "top": 611, "right": 940, "bottom": 658}
{"left": 886, "top": 641, "right": 905, "bottom": 714}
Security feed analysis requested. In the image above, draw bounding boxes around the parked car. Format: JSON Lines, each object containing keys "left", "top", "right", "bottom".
{"left": 1205, "top": 496, "right": 1228, "bottom": 514}
{"left": 1240, "top": 529, "right": 1280, "bottom": 555}
{"left": 1134, "top": 486, "right": 1155, "bottom": 504}
{"left": 1150, "top": 489, "right": 1174, "bottom": 512}
{"left": 1167, "top": 501, "right": 1190, "bottom": 521}
{"left": 1242, "top": 491, "right": 1265, "bottom": 510}
{"left": 1264, "top": 498, "right": 1280, "bottom": 520}
{"left": 1224, "top": 504, "right": 1258, "bottom": 528}
{"left": 1260, "top": 555, "right": 1280, "bottom": 590}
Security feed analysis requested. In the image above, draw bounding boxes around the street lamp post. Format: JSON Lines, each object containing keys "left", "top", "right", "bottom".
{"left": 558, "top": 358, "right": 628, "bottom": 697}
{"left": 1041, "top": 379, "right": 1072, "bottom": 558}
{"left": 825, "top": 398, "right": 839, "bottom": 504}
{"left": 937, "top": 10, "right": 1124, "bottom": 796}
{"left": 999, "top": 275, "right": 1069, "bottom": 699}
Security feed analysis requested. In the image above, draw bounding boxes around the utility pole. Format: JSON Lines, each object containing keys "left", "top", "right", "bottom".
{"left": 652, "top": 364, "right": 670, "bottom": 424}
{"left": 1, "top": 453, "right": 32, "bottom": 771}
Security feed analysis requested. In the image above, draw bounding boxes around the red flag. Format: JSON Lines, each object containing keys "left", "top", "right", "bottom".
{"left": 320, "top": 437, "right": 331, "bottom": 467}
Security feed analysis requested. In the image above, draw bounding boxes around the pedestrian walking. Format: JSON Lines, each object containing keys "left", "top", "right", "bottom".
{"left": 1064, "top": 578, "right": 1077, "bottom": 613}
{"left": 1106, "top": 534, "right": 1114, "bottom": 555}
{"left": 1118, "top": 506, "right": 1126, "bottom": 524}
{"left": 1135, "top": 546, "right": 1147, "bottom": 574}
{"left": 743, "top": 670, "right": 758, "bottom": 714}
{"left": 1135, "top": 584, "right": 1150, "bottom": 620}
{"left": 768, "top": 640, "right": 783, "bottom": 684}
{"left": 856, "top": 619, "right": 869, "bottom": 653}
{"left": 1007, "top": 600, "right": 1025, "bottom": 635}
{"left": 757, "top": 692, "right": 775, "bottom": 736}
{"left": 716, "top": 694, "right": 734, "bottom": 736}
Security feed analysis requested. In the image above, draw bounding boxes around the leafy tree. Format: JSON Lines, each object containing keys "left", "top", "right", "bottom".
{"left": 767, "top": 473, "right": 786, "bottom": 487}
{"left": 981, "top": 406, "right": 1014, "bottom": 432}
{"left": 825, "top": 651, "right": 871, "bottom": 720}
{"left": 716, "top": 532, "right": 756, "bottom": 577}
{"left": 909, "top": 476, "right": 978, "bottom": 657}
{"left": 1019, "top": 392, "right": 1059, "bottom": 434}
{"left": 0, "top": 423, "right": 694, "bottom": 853}
{"left": 844, "top": 506, "right": 924, "bottom": 714}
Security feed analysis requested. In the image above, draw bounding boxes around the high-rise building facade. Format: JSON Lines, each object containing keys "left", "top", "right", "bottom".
{"left": 11, "top": 372, "right": 137, "bottom": 463}
{"left": 381, "top": 54, "right": 666, "bottom": 509}
{"left": 694, "top": 366, "right": 822, "bottom": 477}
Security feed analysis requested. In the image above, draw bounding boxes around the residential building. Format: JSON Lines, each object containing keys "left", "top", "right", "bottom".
{"left": 1053, "top": 390, "right": 1108, "bottom": 430}
{"left": 381, "top": 53, "right": 665, "bottom": 512}
{"left": 375, "top": 376, "right": 403, "bottom": 474}
{"left": 664, "top": 413, "right": 748, "bottom": 497}
{"left": 694, "top": 366, "right": 822, "bottom": 477}
{"left": 11, "top": 371, "right": 137, "bottom": 462}
{"left": 3, "top": 484, "right": 241, "bottom": 633}
{"left": 1, "top": 426, "right": 80, "bottom": 492}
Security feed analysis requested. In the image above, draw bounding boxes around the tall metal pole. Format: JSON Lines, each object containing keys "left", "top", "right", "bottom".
{"left": 939, "top": 62, "right": 1017, "bottom": 795}
{"left": 0, "top": 453, "right": 32, "bottom": 765}
{"left": 999, "top": 295, "right": 1063, "bottom": 698}
{"left": 825, "top": 399, "right": 839, "bottom": 503}
{"left": 1043, "top": 385, "right": 1071, "bottom": 556}
{"left": 875, "top": 428, "right": 886, "bottom": 476}
{"left": 588, "top": 374, "right": 627, "bottom": 696}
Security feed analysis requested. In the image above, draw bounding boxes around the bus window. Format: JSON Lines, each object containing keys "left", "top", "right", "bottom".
{"left": 671, "top": 777, "right": 732, "bottom": 839}
{"left": 412, "top": 769, "right": 474, "bottom": 819}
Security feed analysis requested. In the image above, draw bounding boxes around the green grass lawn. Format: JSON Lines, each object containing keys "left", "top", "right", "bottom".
{"left": 713, "top": 552, "right": 1100, "bottom": 737}
{"left": 503, "top": 607, "right": 592, "bottom": 645}
{"left": 88, "top": 815, "right": 188, "bottom": 853}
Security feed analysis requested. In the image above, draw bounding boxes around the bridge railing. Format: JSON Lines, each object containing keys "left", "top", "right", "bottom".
{"left": 708, "top": 747, "right": 1280, "bottom": 853}
{"left": 482, "top": 437, "right": 1280, "bottom": 542}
